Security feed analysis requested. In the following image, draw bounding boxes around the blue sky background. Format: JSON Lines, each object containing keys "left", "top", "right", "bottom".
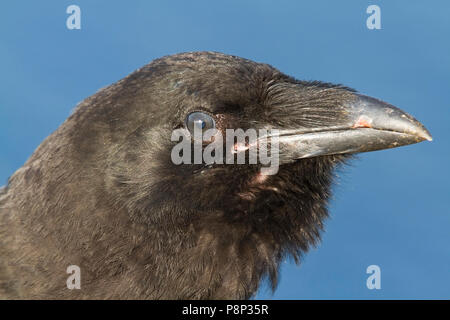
{"left": 1, "top": 1, "right": 449, "bottom": 299}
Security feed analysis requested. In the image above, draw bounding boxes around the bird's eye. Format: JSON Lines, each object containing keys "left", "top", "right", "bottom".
{"left": 186, "top": 112, "right": 215, "bottom": 135}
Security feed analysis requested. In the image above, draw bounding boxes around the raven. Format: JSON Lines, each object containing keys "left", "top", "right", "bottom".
{"left": 0, "top": 52, "right": 431, "bottom": 299}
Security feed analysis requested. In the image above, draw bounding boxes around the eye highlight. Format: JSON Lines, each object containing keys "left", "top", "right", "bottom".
{"left": 186, "top": 112, "right": 215, "bottom": 134}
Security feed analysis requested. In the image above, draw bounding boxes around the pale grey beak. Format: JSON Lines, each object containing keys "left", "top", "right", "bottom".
{"left": 275, "top": 94, "right": 432, "bottom": 161}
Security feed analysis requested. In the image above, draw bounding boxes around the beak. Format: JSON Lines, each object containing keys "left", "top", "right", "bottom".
{"left": 275, "top": 94, "right": 432, "bottom": 161}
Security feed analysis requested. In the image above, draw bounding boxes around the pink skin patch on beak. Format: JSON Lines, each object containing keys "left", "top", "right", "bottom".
{"left": 352, "top": 116, "right": 373, "bottom": 129}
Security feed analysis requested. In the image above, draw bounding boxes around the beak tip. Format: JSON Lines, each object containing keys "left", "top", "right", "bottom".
{"left": 423, "top": 132, "right": 433, "bottom": 142}
{"left": 412, "top": 123, "right": 432, "bottom": 142}
{"left": 353, "top": 94, "right": 433, "bottom": 144}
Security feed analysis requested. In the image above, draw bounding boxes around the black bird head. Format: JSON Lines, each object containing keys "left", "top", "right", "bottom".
{"left": 1, "top": 52, "right": 431, "bottom": 299}
{"left": 94, "top": 52, "right": 430, "bottom": 297}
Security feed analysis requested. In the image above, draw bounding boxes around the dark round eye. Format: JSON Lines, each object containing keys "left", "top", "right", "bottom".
{"left": 186, "top": 112, "right": 215, "bottom": 134}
